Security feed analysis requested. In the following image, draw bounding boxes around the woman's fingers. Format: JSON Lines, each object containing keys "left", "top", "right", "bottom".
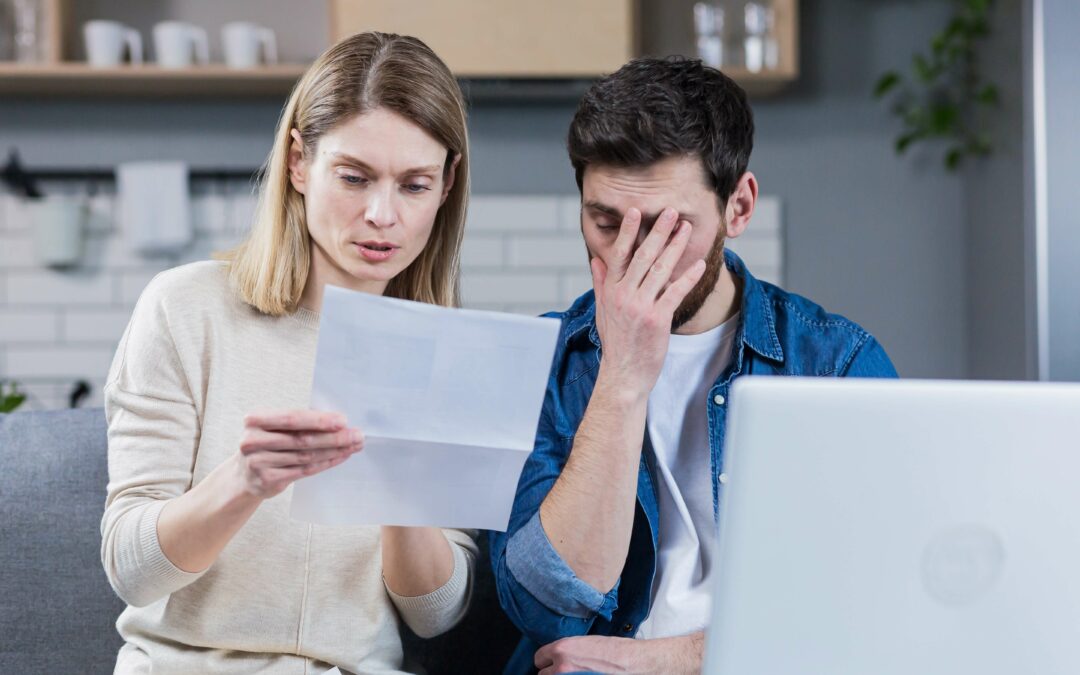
{"left": 244, "top": 409, "right": 346, "bottom": 433}
{"left": 296, "top": 451, "right": 354, "bottom": 476}
{"left": 253, "top": 444, "right": 360, "bottom": 468}
{"left": 240, "top": 427, "right": 362, "bottom": 454}
{"left": 639, "top": 220, "right": 693, "bottom": 300}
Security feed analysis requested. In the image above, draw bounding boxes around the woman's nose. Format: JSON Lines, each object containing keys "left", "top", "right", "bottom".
{"left": 364, "top": 185, "right": 398, "bottom": 229}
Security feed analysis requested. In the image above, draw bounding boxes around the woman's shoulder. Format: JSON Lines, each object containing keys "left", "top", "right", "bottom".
{"left": 135, "top": 260, "right": 241, "bottom": 322}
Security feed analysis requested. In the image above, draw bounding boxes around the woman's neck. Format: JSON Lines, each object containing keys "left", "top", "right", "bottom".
{"left": 299, "top": 245, "right": 388, "bottom": 312}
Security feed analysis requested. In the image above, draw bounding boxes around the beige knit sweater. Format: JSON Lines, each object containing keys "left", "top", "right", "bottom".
{"left": 101, "top": 261, "right": 476, "bottom": 675}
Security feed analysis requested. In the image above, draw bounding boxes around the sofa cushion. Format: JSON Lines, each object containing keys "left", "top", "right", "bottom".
{"left": 0, "top": 408, "right": 125, "bottom": 673}
{"left": 0, "top": 408, "right": 519, "bottom": 673}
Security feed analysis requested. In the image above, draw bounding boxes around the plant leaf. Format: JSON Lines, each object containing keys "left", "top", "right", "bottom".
{"left": 976, "top": 84, "right": 999, "bottom": 105}
{"left": 914, "top": 54, "right": 936, "bottom": 83}
{"left": 945, "top": 147, "right": 964, "bottom": 170}
{"left": 874, "top": 71, "right": 902, "bottom": 98}
{"left": 929, "top": 104, "right": 960, "bottom": 134}
{"left": 0, "top": 393, "right": 26, "bottom": 413}
{"left": 896, "top": 132, "right": 920, "bottom": 154}
{"left": 903, "top": 104, "right": 926, "bottom": 127}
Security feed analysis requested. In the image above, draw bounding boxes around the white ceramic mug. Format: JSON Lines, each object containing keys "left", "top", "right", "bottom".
{"left": 222, "top": 22, "right": 277, "bottom": 69}
{"left": 153, "top": 21, "right": 209, "bottom": 68}
{"left": 29, "top": 197, "right": 87, "bottom": 268}
{"left": 83, "top": 20, "right": 143, "bottom": 67}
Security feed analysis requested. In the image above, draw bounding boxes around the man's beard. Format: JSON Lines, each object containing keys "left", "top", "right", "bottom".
{"left": 671, "top": 228, "right": 727, "bottom": 330}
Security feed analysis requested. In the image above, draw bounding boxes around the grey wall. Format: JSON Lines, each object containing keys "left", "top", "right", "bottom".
{"left": 2, "top": 0, "right": 1013, "bottom": 379}
{"left": 965, "top": 0, "right": 1029, "bottom": 380}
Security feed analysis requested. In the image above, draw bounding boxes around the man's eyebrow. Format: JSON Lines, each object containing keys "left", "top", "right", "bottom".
{"left": 329, "top": 152, "right": 441, "bottom": 175}
{"left": 584, "top": 200, "right": 685, "bottom": 229}
{"left": 583, "top": 200, "right": 622, "bottom": 218}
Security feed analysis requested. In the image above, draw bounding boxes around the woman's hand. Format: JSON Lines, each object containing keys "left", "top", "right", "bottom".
{"left": 156, "top": 409, "right": 361, "bottom": 574}
{"left": 235, "top": 409, "right": 364, "bottom": 499}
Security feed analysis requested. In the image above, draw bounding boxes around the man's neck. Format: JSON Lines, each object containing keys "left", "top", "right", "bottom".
{"left": 673, "top": 265, "right": 741, "bottom": 336}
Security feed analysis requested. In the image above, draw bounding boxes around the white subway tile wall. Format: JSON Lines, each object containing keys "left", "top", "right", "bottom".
{"left": 0, "top": 188, "right": 782, "bottom": 410}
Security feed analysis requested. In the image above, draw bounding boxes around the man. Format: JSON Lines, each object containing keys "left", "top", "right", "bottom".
{"left": 491, "top": 57, "right": 898, "bottom": 674}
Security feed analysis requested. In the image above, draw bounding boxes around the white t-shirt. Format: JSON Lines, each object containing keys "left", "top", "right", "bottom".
{"left": 636, "top": 313, "right": 740, "bottom": 640}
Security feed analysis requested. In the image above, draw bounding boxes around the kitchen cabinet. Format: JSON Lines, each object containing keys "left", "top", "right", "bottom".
{"left": 0, "top": 0, "right": 798, "bottom": 98}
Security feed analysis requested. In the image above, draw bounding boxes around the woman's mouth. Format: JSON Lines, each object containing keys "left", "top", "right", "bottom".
{"left": 354, "top": 241, "right": 399, "bottom": 262}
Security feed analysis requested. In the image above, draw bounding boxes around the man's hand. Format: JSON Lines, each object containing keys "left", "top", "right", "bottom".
{"left": 591, "top": 206, "right": 706, "bottom": 397}
{"left": 534, "top": 632, "right": 704, "bottom": 675}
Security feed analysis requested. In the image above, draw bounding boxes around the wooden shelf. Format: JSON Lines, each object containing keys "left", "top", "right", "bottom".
{"left": 0, "top": 63, "right": 307, "bottom": 97}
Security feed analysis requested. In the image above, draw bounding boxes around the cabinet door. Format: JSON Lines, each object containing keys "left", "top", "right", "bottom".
{"left": 329, "top": 0, "right": 636, "bottom": 77}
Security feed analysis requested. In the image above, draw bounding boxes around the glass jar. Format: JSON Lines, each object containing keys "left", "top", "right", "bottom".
{"left": 693, "top": 1, "right": 725, "bottom": 68}
{"left": 744, "top": 0, "right": 778, "bottom": 72}
{"left": 12, "top": 0, "right": 46, "bottom": 63}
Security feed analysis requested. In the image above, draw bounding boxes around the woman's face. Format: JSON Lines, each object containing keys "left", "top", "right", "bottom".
{"left": 288, "top": 107, "right": 456, "bottom": 296}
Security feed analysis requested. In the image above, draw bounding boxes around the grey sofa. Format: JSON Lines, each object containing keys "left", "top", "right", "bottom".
{"left": 0, "top": 409, "right": 520, "bottom": 674}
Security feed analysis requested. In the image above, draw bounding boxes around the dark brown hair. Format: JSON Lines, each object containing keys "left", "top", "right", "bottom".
{"left": 567, "top": 56, "right": 754, "bottom": 201}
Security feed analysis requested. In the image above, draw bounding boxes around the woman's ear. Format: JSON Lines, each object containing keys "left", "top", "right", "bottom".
{"left": 287, "top": 129, "right": 308, "bottom": 195}
{"left": 439, "top": 153, "right": 462, "bottom": 205}
{"left": 723, "top": 172, "right": 758, "bottom": 239}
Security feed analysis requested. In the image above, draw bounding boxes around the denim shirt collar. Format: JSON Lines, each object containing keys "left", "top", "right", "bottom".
{"left": 562, "top": 248, "right": 785, "bottom": 364}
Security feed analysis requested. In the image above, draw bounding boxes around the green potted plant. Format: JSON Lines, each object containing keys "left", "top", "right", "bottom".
{"left": 1, "top": 380, "right": 27, "bottom": 413}
{"left": 874, "top": 0, "right": 998, "bottom": 170}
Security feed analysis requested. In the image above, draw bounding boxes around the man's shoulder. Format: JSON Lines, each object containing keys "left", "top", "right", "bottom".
{"left": 764, "top": 281, "right": 870, "bottom": 337}
{"left": 542, "top": 289, "right": 597, "bottom": 349}
{"left": 754, "top": 279, "right": 890, "bottom": 376}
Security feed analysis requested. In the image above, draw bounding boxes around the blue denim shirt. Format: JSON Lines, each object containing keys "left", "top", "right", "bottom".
{"left": 490, "top": 250, "right": 898, "bottom": 674}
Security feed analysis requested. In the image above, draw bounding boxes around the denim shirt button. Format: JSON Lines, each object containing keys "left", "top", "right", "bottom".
{"left": 713, "top": 393, "right": 726, "bottom": 405}
{"left": 718, "top": 472, "right": 729, "bottom": 484}
{"left": 622, "top": 622, "right": 634, "bottom": 633}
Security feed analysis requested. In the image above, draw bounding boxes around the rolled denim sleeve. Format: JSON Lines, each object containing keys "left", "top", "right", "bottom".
{"left": 490, "top": 376, "right": 620, "bottom": 646}
{"left": 507, "top": 511, "right": 619, "bottom": 618}
{"left": 841, "top": 334, "right": 899, "bottom": 378}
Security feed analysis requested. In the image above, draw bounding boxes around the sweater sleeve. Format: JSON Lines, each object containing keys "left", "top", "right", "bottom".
{"left": 384, "top": 528, "right": 478, "bottom": 638}
{"left": 100, "top": 275, "right": 208, "bottom": 607}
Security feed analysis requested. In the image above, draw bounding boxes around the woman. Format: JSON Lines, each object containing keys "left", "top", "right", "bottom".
{"left": 101, "top": 32, "right": 474, "bottom": 674}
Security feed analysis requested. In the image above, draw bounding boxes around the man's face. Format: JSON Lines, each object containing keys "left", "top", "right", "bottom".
{"left": 580, "top": 155, "right": 727, "bottom": 329}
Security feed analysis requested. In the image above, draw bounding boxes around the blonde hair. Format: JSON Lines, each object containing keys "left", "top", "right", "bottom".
{"left": 221, "top": 32, "right": 470, "bottom": 314}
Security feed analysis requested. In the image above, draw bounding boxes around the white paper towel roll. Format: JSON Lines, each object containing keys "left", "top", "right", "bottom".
{"left": 118, "top": 161, "right": 192, "bottom": 255}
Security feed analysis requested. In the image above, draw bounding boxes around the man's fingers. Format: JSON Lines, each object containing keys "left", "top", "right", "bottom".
{"left": 244, "top": 409, "right": 347, "bottom": 432}
{"left": 590, "top": 256, "right": 607, "bottom": 291}
{"left": 658, "top": 258, "right": 707, "bottom": 314}
{"left": 534, "top": 641, "right": 557, "bottom": 668}
{"left": 607, "top": 207, "right": 642, "bottom": 279}
{"left": 640, "top": 220, "right": 693, "bottom": 299}
{"left": 240, "top": 427, "right": 362, "bottom": 454}
{"left": 623, "top": 207, "right": 679, "bottom": 288}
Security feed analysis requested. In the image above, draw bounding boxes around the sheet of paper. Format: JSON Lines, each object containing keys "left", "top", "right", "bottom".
{"left": 290, "top": 285, "right": 560, "bottom": 531}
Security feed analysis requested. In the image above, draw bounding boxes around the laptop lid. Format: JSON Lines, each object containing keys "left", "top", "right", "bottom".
{"left": 704, "top": 377, "right": 1080, "bottom": 675}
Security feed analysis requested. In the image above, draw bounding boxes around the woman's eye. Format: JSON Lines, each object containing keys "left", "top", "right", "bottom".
{"left": 340, "top": 174, "right": 366, "bottom": 186}
{"left": 595, "top": 222, "right": 618, "bottom": 232}
{"left": 403, "top": 183, "right": 430, "bottom": 193}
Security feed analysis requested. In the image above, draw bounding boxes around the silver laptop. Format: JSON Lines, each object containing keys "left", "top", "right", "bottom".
{"left": 704, "top": 377, "right": 1080, "bottom": 675}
